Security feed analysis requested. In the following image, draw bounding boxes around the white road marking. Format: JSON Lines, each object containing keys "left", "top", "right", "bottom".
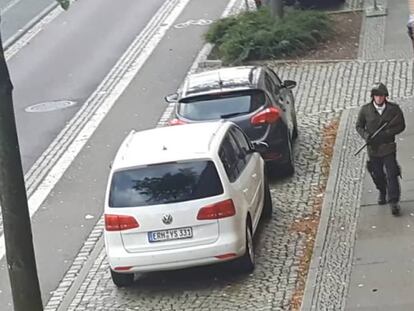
{"left": 0, "top": 0, "right": 191, "bottom": 260}
{"left": 4, "top": 1, "right": 66, "bottom": 53}
{"left": 174, "top": 19, "right": 213, "bottom": 29}
{"left": 44, "top": 0, "right": 245, "bottom": 308}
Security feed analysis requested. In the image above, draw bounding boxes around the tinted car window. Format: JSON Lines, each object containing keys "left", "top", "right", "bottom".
{"left": 109, "top": 161, "right": 223, "bottom": 207}
{"left": 230, "top": 127, "right": 252, "bottom": 163}
{"left": 178, "top": 91, "right": 265, "bottom": 121}
{"left": 219, "top": 132, "right": 248, "bottom": 182}
{"left": 265, "top": 74, "right": 276, "bottom": 96}
{"left": 219, "top": 135, "right": 240, "bottom": 182}
{"left": 227, "top": 130, "right": 247, "bottom": 174}
{"left": 267, "top": 70, "right": 282, "bottom": 90}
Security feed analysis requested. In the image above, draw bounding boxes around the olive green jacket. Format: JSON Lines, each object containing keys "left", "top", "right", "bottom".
{"left": 355, "top": 101, "right": 405, "bottom": 157}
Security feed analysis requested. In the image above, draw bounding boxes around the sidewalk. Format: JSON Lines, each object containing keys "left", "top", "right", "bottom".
{"left": 347, "top": 105, "right": 414, "bottom": 310}
{"left": 301, "top": 0, "right": 414, "bottom": 310}
{"left": 345, "top": 1, "right": 414, "bottom": 308}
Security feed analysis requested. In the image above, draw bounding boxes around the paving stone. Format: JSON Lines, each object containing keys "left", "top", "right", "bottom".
{"left": 43, "top": 0, "right": 414, "bottom": 306}
{"left": 48, "top": 59, "right": 412, "bottom": 311}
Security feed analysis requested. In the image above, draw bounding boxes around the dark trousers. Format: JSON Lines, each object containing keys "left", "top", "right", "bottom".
{"left": 367, "top": 153, "right": 401, "bottom": 203}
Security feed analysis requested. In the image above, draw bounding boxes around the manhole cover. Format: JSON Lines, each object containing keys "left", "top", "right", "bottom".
{"left": 25, "top": 100, "right": 77, "bottom": 112}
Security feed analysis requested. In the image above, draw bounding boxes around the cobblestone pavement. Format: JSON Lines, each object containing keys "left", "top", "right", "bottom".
{"left": 359, "top": 0, "right": 414, "bottom": 60}
{"left": 271, "top": 59, "right": 414, "bottom": 114}
{"left": 358, "top": 0, "right": 388, "bottom": 60}
{"left": 301, "top": 100, "right": 414, "bottom": 311}
{"left": 44, "top": 59, "right": 414, "bottom": 311}
{"left": 345, "top": 0, "right": 363, "bottom": 10}
{"left": 302, "top": 107, "right": 368, "bottom": 311}
{"left": 63, "top": 113, "right": 337, "bottom": 311}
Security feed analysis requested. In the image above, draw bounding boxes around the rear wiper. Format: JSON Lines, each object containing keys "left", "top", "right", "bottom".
{"left": 220, "top": 112, "right": 246, "bottom": 119}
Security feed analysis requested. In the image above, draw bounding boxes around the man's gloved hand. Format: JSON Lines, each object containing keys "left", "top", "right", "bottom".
{"left": 362, "top": 132, "right": 370, "bottom": 142}
{"left": 367, "top": 131, "right": 392, "bottom": 145}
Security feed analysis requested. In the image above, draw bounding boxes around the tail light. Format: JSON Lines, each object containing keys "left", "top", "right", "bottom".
{"left": 215, "top": 253, "right": 237, "bottom": 260}
{"left": 250, "top": 107, "right": 280, "bottom": 125}
{"left": 114, "top": 266, "right": 133, "bottom": 271}
{"left": 168, "top": 118, "right": 187, "bottom": 126}
{"left": 105, "top": 214, "right": 139, "bottom": 231}
{"left": 197, "top": 199, "right": 236, "bottom": 220}
{"left": 262, "top": 152, "right": 282, "bottom": 160}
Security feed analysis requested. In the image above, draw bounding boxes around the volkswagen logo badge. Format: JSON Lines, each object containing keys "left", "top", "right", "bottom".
{"left": 162, "top": 214, "right": 173, "bottom": 225}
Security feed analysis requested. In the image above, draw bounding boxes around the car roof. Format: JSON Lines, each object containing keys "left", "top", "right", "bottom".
{"left": 181, "top": 66, "right": 262, "bottom": 99}
{"left": 112, "top": 121, "right": 229, "bottom": 170}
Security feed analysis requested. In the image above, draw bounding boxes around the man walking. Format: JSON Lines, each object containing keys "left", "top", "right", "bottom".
{"left": 356, "top": 83, "right": 406, "bottom": 216}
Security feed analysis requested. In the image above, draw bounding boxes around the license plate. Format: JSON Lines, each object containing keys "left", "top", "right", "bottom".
{"left": 148, "top": 227, "right": 193, "bottom": 243}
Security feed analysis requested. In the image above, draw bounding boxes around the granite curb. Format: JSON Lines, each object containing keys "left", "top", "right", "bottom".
{"left": 299, "top": 108, "right": 348, "bottom": 311}
{"left": 299, "top": 106, "right": 369, "bottom": 311}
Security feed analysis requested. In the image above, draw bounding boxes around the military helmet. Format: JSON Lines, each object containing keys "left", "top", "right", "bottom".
{"left": 371, "top": 82, "right": 389, "bottom": 97}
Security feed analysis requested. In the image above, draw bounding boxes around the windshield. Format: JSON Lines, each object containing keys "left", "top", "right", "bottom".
{"left": 109, "top": 160, "right": 223, "bottom": 207}
{"left": 178, "top": 91, "right": 265, "bottom": 121}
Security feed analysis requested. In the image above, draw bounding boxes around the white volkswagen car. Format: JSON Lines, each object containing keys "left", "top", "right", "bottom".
{"left": 104, "top": 121, "right": 272, "bottom": 287}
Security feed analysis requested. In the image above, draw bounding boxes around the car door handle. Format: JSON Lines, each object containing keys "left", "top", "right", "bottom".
{"left": 242, "top": 188, "right": 249, "bottom": 193}
{"left": 251, "top": 173, "right": 257, "bottom": 179}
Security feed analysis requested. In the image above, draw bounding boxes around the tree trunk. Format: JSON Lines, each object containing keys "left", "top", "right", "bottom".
{"left": 269, "top": 0, "right": 284, "bottom": 19}
{"left": 0, "top": 23, "right": 43, "bottom": 311}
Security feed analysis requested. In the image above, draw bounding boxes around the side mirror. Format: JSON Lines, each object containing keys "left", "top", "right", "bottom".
{"left": 165, "top": 93, "right": 179, "bottom": 103}
{"left": 252, "top": 142, "right": 269, "bottom": 153}
{"left": 283, "top": 80, "right": 297, "bottom": 90}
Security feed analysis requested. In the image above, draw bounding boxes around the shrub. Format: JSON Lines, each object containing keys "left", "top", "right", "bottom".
{"left": 205, "top": 8, "right": 333, "bottom": 64}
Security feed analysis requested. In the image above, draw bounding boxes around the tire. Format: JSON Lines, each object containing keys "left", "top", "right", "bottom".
{"left": 291, "top": 100, "right": 298, "bottom": 140}
{"left": 110, "top": 269, "right": 134, "bottom": 287}
{"left": 283, "top": 132, "right": 295, "bottom": 176}
{"left": 262, "top": 178, "right": 273, "bottom": 219}
{"left": 237, "top": 221, "right": 255, "bottom": 273}
{"left": 292, "top": 122, "right": 298, "bottom": 141}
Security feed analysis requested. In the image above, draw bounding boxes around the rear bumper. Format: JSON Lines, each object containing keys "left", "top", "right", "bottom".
{"left": 106, "top": 233, "right": 245, "bottom": 273}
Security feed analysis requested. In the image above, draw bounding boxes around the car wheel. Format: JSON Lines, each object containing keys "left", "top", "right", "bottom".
{"left": 237, "top": 221, "right": 255, "bottom": 273}
{"left": 291, "top": 100, "right": 298, "bottom": 140}
{"left": 110, "top": 269, "right": 134, "bottom": 287}
{"left": 292, "top": 122, "right": 298, "bottom": 141}
{"left": 262, "top": 178, "right": 273, "bottom": 219}
{"left": 283, "top": 132, "right": 295, "bottom": 176}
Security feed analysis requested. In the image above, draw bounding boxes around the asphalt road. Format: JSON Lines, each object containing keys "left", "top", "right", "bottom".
{"left": 6, "top": 0, "right": 165, "bottom": 171}
{"left": 0, "top": 0, "right": 233, "bottom": 308}
{"left": 1, "top": 0, "right": 54, "bottom": 44}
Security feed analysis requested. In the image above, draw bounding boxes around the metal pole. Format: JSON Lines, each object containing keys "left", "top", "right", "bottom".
{"left": 0, "top": 19, "right": 43, "bottom": 311}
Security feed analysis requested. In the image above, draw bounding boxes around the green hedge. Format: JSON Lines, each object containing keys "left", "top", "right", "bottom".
{"left": 205, "top": 9, "right": 333, "bottom": 64}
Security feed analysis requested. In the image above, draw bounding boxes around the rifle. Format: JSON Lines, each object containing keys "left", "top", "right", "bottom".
{"left": 354, "top": 114, "right": 398, "bottom": 156}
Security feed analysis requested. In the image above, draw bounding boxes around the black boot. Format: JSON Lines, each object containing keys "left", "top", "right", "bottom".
{"left": 390, "top": 202, "right": 400, "bottom": 216}
{"left": 377, "top": 191, "right": 387, "bottom": 205}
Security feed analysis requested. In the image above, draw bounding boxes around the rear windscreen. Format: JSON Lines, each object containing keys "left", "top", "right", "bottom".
{"left": 178, "top": 91, "right": 265, "bottom": 121}
{"left": 109, "top": 161, "right": 223, "bottom": 207}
